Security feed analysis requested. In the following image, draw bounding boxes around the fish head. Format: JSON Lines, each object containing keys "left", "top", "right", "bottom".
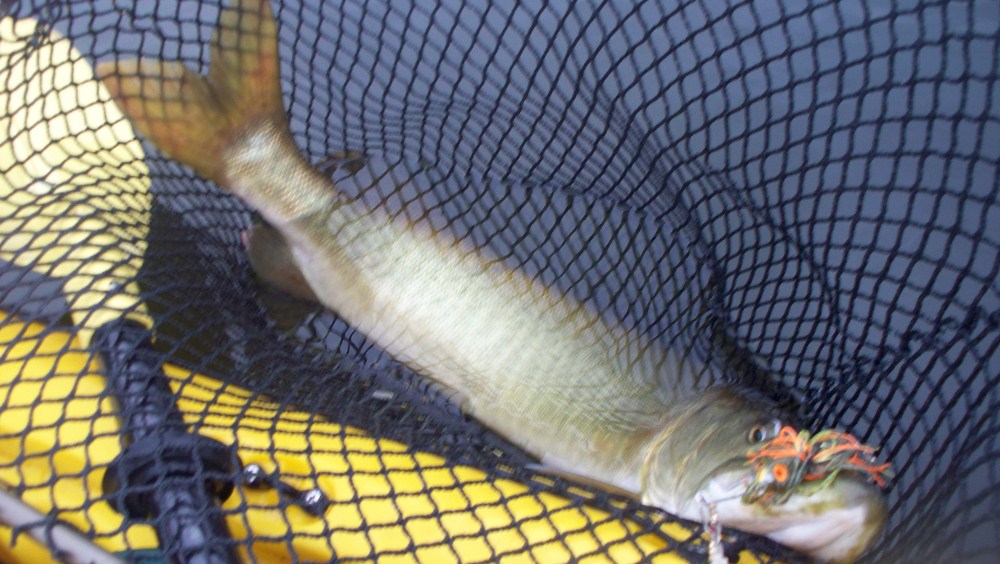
{"left": 641, "top": 388, "right": 887, "bottom": 562}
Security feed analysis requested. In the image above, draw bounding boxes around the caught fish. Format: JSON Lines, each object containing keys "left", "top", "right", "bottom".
{"left": 97, "top": 0, "right": 887, "bottom": 560}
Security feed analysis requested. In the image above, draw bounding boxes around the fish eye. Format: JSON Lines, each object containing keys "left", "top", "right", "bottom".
{"left": 748, "top": 419, "right": 783, "bottom": 444}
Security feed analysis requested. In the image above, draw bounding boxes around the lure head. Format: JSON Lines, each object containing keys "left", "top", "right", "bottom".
{"left": 641, "top": 388, "right": 888, "bottom": 563}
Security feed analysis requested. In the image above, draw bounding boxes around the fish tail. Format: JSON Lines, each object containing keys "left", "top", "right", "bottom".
{"left": 96, "top": 0, "right": 284, "bottom": 186}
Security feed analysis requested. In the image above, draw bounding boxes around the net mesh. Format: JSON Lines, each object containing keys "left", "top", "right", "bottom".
{"left": 1, "top": 0, "right": 997, "bottom": 562}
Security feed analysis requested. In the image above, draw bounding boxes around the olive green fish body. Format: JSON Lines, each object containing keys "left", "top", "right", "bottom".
{"left": 278, "top": 177, "right": 695, "bottom": 488}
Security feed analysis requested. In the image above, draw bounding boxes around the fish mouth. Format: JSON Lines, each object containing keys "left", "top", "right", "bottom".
{"left": 692, "top": 455, "right": 753, "bottom": 499}
{"left": 688, "top": 470, "right": 887, "bottom": 563}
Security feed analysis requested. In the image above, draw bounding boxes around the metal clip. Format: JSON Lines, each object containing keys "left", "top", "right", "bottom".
{"left": 697, "top": 493, "right": 729, "bottom": 564}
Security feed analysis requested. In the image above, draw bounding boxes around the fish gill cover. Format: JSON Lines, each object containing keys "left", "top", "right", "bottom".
{"left": 0, "top": 0, "right": 997, "bottom": 563}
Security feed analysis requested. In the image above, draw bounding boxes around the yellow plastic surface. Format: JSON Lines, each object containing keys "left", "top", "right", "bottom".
{"left": 0, "top": 16, "right": 153, "bottom": 344}
{"left": 0, "top": 313, "right": 158, "bottom": 556}
{"left": 0, "top": 312, "right": 787, "bottom": 563}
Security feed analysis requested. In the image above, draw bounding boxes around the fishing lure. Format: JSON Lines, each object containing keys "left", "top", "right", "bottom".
{"left": 744, "top": 426, "right": 892, "bottom": 507}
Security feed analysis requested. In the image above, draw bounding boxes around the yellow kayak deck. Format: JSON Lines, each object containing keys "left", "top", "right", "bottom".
{"left": 0, "top": 312, "right": 789, "bottom": 563}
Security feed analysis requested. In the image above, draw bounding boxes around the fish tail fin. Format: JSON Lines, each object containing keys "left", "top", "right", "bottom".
{"left": 96, "top": 0, "right": 284, "bottom": 186}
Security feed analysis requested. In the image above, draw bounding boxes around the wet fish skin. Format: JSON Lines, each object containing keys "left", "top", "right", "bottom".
{"left": 96, "top": 1, "right": 886, "bottom": 561}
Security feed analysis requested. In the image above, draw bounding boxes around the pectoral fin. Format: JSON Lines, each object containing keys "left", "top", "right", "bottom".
{"left": 243, "top": 222, "right": 318, "bottom": 302}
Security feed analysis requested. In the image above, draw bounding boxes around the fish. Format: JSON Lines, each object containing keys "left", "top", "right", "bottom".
{"left": 96, "top": 0, "right": 887, "bottom": 560}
